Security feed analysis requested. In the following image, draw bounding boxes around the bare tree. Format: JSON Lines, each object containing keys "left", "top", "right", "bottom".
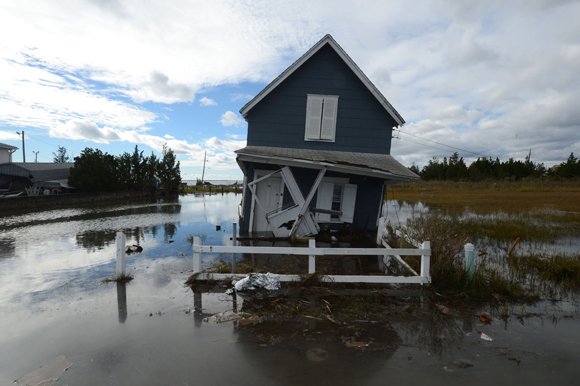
{"left": 53, "top": 146, "right": 70, "bottom": 163}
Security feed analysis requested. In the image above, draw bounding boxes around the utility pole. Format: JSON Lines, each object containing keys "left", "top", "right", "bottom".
{"left": 201, "top": 150, "right": 207, "bottom": 184}
{"left": 33, "top": 151, "right": 39, "bottom": 163}
{"left": 16, "top": 131, "right": 25, "bottom": 163}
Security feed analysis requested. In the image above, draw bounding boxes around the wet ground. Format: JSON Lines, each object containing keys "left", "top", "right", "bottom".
{"left": 0, "top": 193, "right": 579, "bottom": 385}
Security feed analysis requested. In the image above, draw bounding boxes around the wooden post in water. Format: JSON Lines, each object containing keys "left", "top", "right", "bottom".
{"left": 308, "top": 239, "right": 316, "bottom": 274}
{"left": 232, "top": 223, "right": 237, "bottom": 273}
{"left": 116, "top": 232, "right": 126, "bottom": 277}
{"left": 193, "top": 236, "right": 201, "bottom": 273}
{"left": 464, "top": 243, "right": 475, "bottom": 280}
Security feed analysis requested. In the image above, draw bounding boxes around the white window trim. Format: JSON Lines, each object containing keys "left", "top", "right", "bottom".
{"left": 314, "top": 177, "right": 357, "bottom": 223}
{"left": 305, "top": 94, "right": 339, "bottom": 142}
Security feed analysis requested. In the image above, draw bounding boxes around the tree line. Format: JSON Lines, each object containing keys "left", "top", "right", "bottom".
{"left": 409, "top": 152, "right": 580, "bottom": 181}
{"left": 68, "top": 145, "right": 181, "bottom": 193}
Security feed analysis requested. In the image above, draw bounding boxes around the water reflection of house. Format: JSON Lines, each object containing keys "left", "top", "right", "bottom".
{"left": 0, "top": 162, "right": 74, "bottom": 193}
{"left": 236, "top": 35, "right": 418, "bottom": 238}
{"left": 0, "top": 237, "right": 15, "bottom": 259}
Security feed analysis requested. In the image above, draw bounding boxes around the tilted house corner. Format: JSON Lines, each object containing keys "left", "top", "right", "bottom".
{"left": 236, "top": 34, "right": 418, "bottom": 238}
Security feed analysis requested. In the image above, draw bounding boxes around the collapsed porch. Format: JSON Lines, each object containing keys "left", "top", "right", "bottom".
{"left": 236, "top": 146, "right": 418, "bottom": 238}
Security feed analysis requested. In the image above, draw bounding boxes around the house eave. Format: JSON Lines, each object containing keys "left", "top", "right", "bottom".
{"left": 236, "top": 150, "right": 418, "bottom": 183}
{"left": 0, "top": 143, "right": 18, "bottom": 151}
{"left": 239, "top": 34, "right": 405, "bottom": 126}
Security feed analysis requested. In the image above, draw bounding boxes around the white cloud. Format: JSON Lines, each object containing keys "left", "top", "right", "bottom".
{"left": 47, "top": 118, "right": 203, "bottom": 157}
{"left": 127, "top": 71, "right": 196, "bottom": 104}
{"left": 200, "top": 97, "right": 217, "bottom": 106}
{"left": 50, "top": 119, "right": 120, "bottom": 143}
{"left": 180, "top": 137, "right": 246, "bottom": 173}
{"left": 0, "top": 1, "right": 322, "bottom": 105}
{"left": 205, "top": 136, "right": 245, "bottom": 152}
{"left": 230, "top": 93, "right": 256, "bottom": 103}
{"left": 0, "top": 0, "right": 579, "bottom": 171}
{"left": 226, "top": 133, "right": 244, "bottom": 140}
{"left": 220, "top": 111, "right": 242, "bottom": 127}
{"left": 0, "top": 50, "right": 156, "bottom": 130}
{"left": 0, "top": 131, "right": 21, "bottom": 141}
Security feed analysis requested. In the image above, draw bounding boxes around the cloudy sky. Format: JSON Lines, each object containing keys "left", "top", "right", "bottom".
{"left": 1, "top": 0, "right": 579, "bottom": 180}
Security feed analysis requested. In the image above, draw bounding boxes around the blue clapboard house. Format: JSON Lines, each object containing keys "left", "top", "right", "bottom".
{"left": 236, "top": 34, "right": 418, "bottom": 238}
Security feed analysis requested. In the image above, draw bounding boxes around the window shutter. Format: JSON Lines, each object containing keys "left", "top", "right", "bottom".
{"left": 315, "top": 182, "right": 334, "bottom": 222}
{"left": 340, "top": 184, "right": 357, "bottom": 223}
{"left": 305, "top": 95, "right": 323, "bottom": 140}
{"left": 320, "top": 96, "right": 338, "bottom": 141}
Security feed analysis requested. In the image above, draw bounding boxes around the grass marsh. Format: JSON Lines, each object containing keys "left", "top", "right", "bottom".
{"left": 389, "top": 181, "right": 580, "bottom": 299}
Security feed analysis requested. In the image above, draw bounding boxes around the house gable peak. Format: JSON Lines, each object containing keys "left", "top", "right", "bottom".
{"left": 239, "top": 34, "right": 404, "bottom": 125}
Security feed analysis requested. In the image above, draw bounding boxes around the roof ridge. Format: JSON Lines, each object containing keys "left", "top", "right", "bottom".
{"left": 239, "top": 34, "right": 404, "bottom": 125}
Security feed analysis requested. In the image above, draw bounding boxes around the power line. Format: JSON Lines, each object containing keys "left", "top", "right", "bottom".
{"left": 393, "top": 128, "right": 483, "bottom": 157}
{"left": 28, "top": 135, "right": 60, "bottom": 148}
{"left": 396, "top": 136, "right": 454, "bottom": 154}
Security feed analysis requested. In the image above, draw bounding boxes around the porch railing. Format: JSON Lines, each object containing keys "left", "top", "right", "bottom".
{"left": 191, "top": 236, "right": 430, "bottom": 285}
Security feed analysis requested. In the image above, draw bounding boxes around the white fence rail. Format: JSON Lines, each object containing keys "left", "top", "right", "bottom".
{"left": 192, "top": 236, "right": 431, "bottom": 285}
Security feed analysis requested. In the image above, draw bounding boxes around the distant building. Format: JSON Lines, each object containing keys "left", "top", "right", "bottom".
{"left": 0, "top": 162, "right": 74, "bottom": 193}
{"left": 0, "top": 143, "right": 17, "bottom": 164}
{"left": 236, "top": 34, "right": 417, "bottom": 238}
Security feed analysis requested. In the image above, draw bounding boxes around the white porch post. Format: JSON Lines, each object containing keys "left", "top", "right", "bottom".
{"left": 115, "top": 232, "right": 126, "bottom": 277}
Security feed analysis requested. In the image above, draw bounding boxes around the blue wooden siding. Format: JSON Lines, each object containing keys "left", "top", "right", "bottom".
{"left": 246, "top": 44, "right": 397, "bottom": 155}
{"left": 348, "top": 175, "right": 384, "bottom": 230}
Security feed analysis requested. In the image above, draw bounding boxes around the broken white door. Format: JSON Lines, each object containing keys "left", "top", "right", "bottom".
{"left": 250, "top": 173, "right": 283, "bottom": 233}
{"left": 250, "top": 167, "right": 324, "bottom": 238}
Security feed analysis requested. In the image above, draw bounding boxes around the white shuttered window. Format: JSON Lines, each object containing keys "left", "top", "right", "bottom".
{"left": 305, "top": 94, "right": 338, "bottom": 141}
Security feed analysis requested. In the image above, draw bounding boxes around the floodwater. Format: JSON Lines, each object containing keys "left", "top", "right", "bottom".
{"left": 0, "top": 194, "right": 578, "bottom": 385}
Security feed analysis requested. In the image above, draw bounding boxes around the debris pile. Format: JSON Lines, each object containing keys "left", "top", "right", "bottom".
{"left": 232, "top": 273, "right": 281, "bottom": 292}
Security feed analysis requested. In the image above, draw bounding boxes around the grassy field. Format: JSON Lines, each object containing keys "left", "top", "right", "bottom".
{"left": 385, "top": 180, "right": 580, "bottom": 299}
{"left": 387, "top": 180, "right": 580, "bottom": 213}
{"left": 180, "top": 184, "right": 243, "bottom": 194}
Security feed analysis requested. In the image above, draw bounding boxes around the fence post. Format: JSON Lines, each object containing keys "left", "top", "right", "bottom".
{"left": 464, "top": 243, "right": 475, "bottom": 280}
{"left": 193, "top": 236, "right": 202, "bottom": 273}
{"left": 420, "top": 241, "right": 431, "bottom": 283}
{"left": 116, "top": 232, "right": 126, "bottom": 277}
{"left": 232, "top": 223, "right": 237, "bottom": 273}
{"left": 376, "top": 216, "right": 386, "bottom": 245}
{"left": 308, "top": 238, "right": 316, "bottom": 274}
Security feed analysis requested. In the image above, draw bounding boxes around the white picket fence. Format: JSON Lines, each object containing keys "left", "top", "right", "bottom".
{"left": 191, "top": 236, "right": 431, "bottom": 285}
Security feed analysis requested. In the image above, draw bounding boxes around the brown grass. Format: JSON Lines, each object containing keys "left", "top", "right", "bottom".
{"left": 388, "top": 180, "right": 580, "bottom": 213}
{"left": 388, "top": 181, "right": 580, "bottom": 299}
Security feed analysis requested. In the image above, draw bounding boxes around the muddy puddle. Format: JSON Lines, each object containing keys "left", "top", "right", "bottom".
{"left": 0, "top": 193, "right": 579, "bottom": 385}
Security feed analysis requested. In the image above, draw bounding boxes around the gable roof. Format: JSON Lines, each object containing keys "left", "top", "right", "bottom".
{"left": 240, "top": 34, "right": 404, "bottom": 125}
